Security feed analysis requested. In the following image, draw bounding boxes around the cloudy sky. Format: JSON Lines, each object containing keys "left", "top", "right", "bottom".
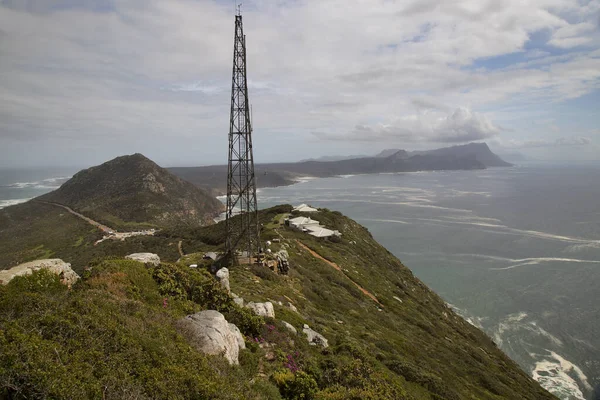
{"left": 0, "top": 0, "right": 599, "bottom": 167}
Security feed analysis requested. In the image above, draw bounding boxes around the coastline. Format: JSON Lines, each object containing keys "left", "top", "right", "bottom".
{"left": 0, "top": 198, "right": 32, "bottom": 210}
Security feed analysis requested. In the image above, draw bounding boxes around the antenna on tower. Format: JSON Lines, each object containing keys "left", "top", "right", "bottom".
{"left": 236, "top": 3, "right": 242, "bottom": 16}
{"left": 225, "top": 10, "right": 260, "bottom": 265}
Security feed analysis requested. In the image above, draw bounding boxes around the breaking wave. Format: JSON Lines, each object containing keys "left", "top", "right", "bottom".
{"left": 532, "top": 351, "right": 592, "bottom": 400}
{"left": 0, "top": 198, "right": 31, "bottom": 209}
{"left": 1, "top": 176, "right": 71, "bottom": 190}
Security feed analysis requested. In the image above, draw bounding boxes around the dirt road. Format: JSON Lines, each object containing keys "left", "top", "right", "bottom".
{"left": 38, "top": 201, "right": 156, "bottom": 244}
{"left": 295, "top": 240, "right": 381, "bottom": 305}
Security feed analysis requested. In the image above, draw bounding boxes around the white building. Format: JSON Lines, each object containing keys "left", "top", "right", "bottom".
{"left": 304, "top": 225, "right": 342, "bottom": 238}
{"left": 288, "top": 216, "right": 321, "bottom": 230}
{"left": 293, "top": 204, "right": 318, "bottom": 213}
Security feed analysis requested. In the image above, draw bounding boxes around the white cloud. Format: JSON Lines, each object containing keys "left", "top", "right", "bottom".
{"left": 0, "top": 0, "right": 599, "bottom": 166}
{"left": 501, "top": 136, "right": 593, "bottom": 149}
{"left": 549, "top": 22, "right": 597, "bottom": 48}
{"left": 314, "top": 107, "right": 501, "bottom": 143}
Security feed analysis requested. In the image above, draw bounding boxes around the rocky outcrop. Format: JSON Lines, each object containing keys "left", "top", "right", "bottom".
{"left": 228, "top": 323, "right": 245, "bottom": 350}
{"left": 282, "top": 321, "right": 297, "bottom": 335}
{"left": 216, "top": 267, "right": 230, "bottom": 293}
{"left": 288, "top": 302, "right": 298, "bottom": 313}
{"left": 275, "top": 249, "right": 289, "bottom": 262}
{"left": 182, "top": 310, "right": 244, "bottom": 365}
{"left": 303, "top": 324, "right": 328, "bottom": 348}
{"left": 0, "top": 259, "right": 79, "bottom": 287}
{"left": 125, "top": 253, "right": 161, "bottom": 266}
{"left": 232, "top": 293, "right": 244, "bottom": 307}
{"left": 246, "top": 301, "right": 275, "bottom": 318}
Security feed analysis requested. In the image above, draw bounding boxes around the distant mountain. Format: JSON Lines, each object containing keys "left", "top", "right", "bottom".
{"left": 299, "top": 154, "right": 368, "bottom": 162}
{"left": 375, "top": 148, "right": 407, "bottom": 158}
{"left": 40, "top": 154, "right": 224, "bottom": 229}
{"left": 375, "top": 144, "right": 512, "bottom": 167}
{"left": 171, "top": 144, "right": 497, "bottom": 195}
{"left": 422, "top": 143, "right": 512, "bottom": 167}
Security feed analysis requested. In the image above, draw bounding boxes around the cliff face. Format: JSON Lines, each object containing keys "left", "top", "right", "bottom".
{"left": 39, "top": 154, "right": 224, "bottom": 229}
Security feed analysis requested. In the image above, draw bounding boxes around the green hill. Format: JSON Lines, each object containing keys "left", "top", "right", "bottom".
{"left": 0, "top": 204, "right": 555, "bottom": 399}
{"left": 39, "top": 153, "right": 224, "bottom": 230}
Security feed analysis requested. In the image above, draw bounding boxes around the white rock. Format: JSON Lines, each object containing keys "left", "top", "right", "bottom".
{"left": 281, "top": 321, "right": 297, "bottom": 335}
{"left": 275, "top": 249, "right": 289, "bottom": 261}
{"left": 182, "top": 310, "right": 241, "bottom": 365}
{"left": 288, "top": 302, "right": 298, "bottom": 313}
{"left": 228, "top": 323, "right": 246, "bottom": 349}
{"left": 215, "top": 267, "right": 230, "bottom": 293}
{"left": 232, "top": 293, "right": 244, "bottom": 307}
{"left": 246, "top": 301, "right": 275, "bottom": 318}
{"left": 303, "top": 324, "right": 329, "bottom": 348}
{"left": 125, "top": 253, "right": 161, "bottom": 266}
{"left": 0, "top": 259, "right": 79, "bottom": 287}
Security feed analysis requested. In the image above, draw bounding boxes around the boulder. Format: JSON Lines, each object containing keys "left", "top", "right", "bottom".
{"left": 0, "top": 259, "right": 79, "bottom": 288}
{"left": 182, "top": 310, "right": 242, "bottom": 365}
{"left": 281, "top": 321, "right": 297, "bottom": 335}
{"left": 125, "top": 253, "right": 160, "bottom": 266}
{"left": 232, "top": 293, "right": 244, "bottom": 307}
{"left": 275, "top": 249, "right": 289, "bottom": 262}
{"left": 288, "top": 302, "right": 298, "bottom": 313}
{"left": 246, "top": 301, "right": 275, "bottom": 318}
{"left": 303, "top": 324, "right": 329, "bottom": 348}
{"left": 228, "top": 323, "right": 246, "bottom": 350}
{"left": 215, "top": 267, "right": 230, "bottom": 293}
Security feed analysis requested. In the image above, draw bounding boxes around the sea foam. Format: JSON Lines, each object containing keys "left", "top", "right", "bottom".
{"left": 0, "top": 198, "right": 31, "bottom": 209}
{"left": 532, "top": 351, "right": 592, "bottom": 400}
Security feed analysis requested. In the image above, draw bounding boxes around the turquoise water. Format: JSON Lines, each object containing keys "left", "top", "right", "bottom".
{"left": 258, "top": 165, "right": 600, "bottom": 400}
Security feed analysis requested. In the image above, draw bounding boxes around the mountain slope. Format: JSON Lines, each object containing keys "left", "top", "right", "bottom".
{"left": 0, "top": 205, "right": 556, "bottom": 399}
{"left": 423, "top": 142, "right": 512, "bottom": 167}
{"left": 224, "top": 207, "right": 555, "bottom": 399}
{"left": 39, "top": 154, "right": 224, "bottom": 229}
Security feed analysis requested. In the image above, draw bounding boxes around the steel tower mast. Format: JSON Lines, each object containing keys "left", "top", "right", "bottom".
{"left": 225, "top": 10, "right": 260, "bottom": 262}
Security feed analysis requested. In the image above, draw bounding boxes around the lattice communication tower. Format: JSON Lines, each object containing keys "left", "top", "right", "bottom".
{"left": 225, "top": 10, "right": 260, "bottom": 262}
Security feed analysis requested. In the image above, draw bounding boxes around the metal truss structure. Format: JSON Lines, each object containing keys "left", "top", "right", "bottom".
{"left": 225, "top": 12, "right": 260, "bottom": 262}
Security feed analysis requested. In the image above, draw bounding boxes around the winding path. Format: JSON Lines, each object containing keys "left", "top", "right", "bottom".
{"left": 37, "top": 201, "right": 113, "bottom": 232}
{"left": 295, "top": 240, "right": 381, "bottom": 305}
{"left": 177, "top": 240, "right": 185, "bottom": 257}
{"left": 36, "top": 201, "right": 156, "bottom": 244}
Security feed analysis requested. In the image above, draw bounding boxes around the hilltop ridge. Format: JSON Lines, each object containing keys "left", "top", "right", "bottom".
{"left": 39, "top": 153, "right": 224, "bottom": 229}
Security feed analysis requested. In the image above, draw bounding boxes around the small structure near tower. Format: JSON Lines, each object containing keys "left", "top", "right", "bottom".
{"left": 225, "top": 8, "right": 261, "bottom": 264}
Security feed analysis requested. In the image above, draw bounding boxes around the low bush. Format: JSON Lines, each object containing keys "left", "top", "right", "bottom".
{"left": 273, "top": 370, "right": 318, "bottom": 400}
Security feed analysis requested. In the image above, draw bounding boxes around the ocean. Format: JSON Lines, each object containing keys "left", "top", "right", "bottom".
{"left": 2, "top": 164, "right": 599, "bottom": 399}
{"left": 257, "top": 164, "right": 600, "bottom": 400}
{"left": 0, "top": 168, "right": 75, "bottom": 209}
